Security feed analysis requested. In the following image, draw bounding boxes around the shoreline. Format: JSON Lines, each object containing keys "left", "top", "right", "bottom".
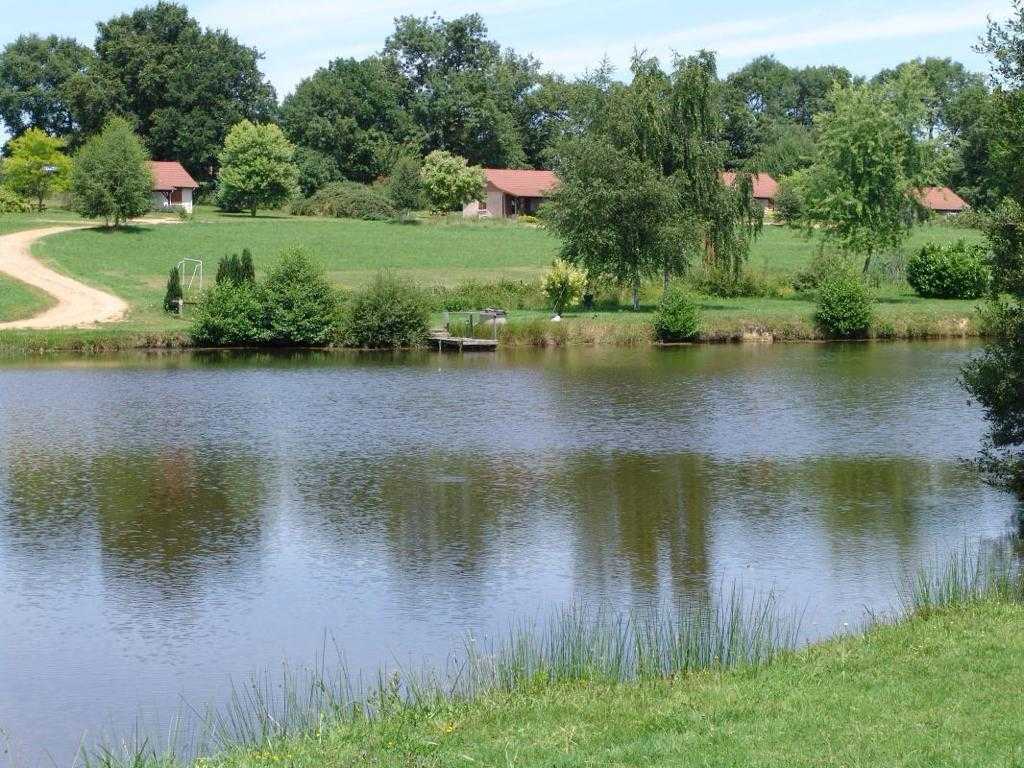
{"left": 0, "top": 316, "right": 985, "bottom": 354}
{"left": 87, "top": 548, "right": 1024, "bottom": 768}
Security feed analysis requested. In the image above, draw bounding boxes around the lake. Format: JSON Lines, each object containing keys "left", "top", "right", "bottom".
{"left": 0, "top": 342, "right": 1017, "bottom": 764}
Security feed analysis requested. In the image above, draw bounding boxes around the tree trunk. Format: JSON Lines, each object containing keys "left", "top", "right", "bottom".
{"left": 862, "top": 254, "right": 872, "bottom": 274}
{"left": 631, "top": 283, "right": 640, "bottom": 311}
{"left": 251, "top": 204, "right": 258, "bottom": 218}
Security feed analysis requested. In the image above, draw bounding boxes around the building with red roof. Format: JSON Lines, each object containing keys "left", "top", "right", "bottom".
{"left": 914, "top": 186, "right": 969, "bottom": 215}
{"left": 150, "top": 161, "right": 199, "bottom": 213}
{"left": 463, "top": 169, "right": 559, "bottom": 219}
{"left": 720, "top": 171, "right": 779, "bottom": 210}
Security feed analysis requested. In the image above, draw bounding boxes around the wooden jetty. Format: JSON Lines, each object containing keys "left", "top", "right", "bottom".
{"left": 429, "top": 309, "right": 504, "bottom": 352}
{"left": 429, "top": 332, "right": 498, "bottom": 352}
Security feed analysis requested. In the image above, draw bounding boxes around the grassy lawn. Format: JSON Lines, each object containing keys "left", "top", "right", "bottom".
{"left": 0, "top": 207, "right": 84, "bottom": 236}
{"left": 197, "top": 599, "right": 1024, "bottom": 767}
{"left": 0, "top": 273, "right": 55, "bottom": 322}
{"left": 0, "top": 206, "right": 989, "bottom": 342}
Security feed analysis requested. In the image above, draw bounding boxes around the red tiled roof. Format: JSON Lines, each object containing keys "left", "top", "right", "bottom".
{"left": 150, "top": 161, "right": 199, "bottom": 190}
{"left": 721, "top": 171, "right": 779, "bottom": 201}
{"left": 484, "top": 168, "right": 558, "bottom": 198}
{"left": 915, "top": 186, "right": 968, "bottom": 212}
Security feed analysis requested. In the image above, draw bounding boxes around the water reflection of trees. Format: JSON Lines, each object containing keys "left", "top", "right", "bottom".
{"left": 295, "top": 452, "right": 534, "bottom": 585}
{"left": 555, "top": 452, "right": 714, "bottom": 606}
{"left": 2, "top": 447, "right": 266, "bottom": 605}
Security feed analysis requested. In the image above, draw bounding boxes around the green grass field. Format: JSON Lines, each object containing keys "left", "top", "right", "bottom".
{"left": 0, "top": 206, "right": 990, "bottom": 342}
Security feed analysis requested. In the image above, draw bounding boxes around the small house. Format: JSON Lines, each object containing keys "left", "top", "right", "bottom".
{"left": 721, "top": 171, "right": 779, "bottom": 210}
{"left": 915, "top": 186, "right": 969, "bottom": 215}
{"left": 150, "top": 161, "right": 199, "bottom": 213}
{"left": 463, "top": 169, "right": 559, "bottom": 219}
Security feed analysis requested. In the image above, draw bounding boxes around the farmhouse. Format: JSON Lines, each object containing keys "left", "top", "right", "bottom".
{"left": 915, "top": 186, "right": 969, "bottom": 215}
{"left": 721, "top": 171, "right": 779, "bottom": 210}
{"left": 463, "top": 169, "right": 559, "bottom": 219}
{"left": 150, "top": 161, "right": 198, "bottom": 213}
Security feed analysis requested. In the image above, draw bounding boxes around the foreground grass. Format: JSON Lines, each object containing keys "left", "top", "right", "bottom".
{"left": 93, "top": 550, "right": 1024, "bottom": 768}
{"left": 198, "top": 601, "right": 1024, "bottom": 768}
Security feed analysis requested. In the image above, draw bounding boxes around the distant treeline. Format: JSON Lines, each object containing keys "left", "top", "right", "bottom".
{"left": 0, "top": 1, "right": 1003, "bottom": 205}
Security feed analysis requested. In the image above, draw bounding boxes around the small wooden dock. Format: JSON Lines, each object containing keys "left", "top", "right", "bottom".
{"left": 428, "top": 329, "right": 498, "bottom": 352}
{"left": 428, "top": 309, "right": 504, "bottom": 353}
{"left": 431, "top": 334, "right": 498, "bottom": 352}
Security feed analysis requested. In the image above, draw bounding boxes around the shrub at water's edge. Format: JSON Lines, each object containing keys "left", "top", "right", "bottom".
{"left": 189, "top": 249, "right": 340, "bottom": 346}
{"left": 263, "top": 249, "right": 341, "bottom": 345}
{"left": 814, "top": 275, "right": 874, "bottom": 338}
{"left": 653, "top": 284, "right": 701, "bottom": 342}
{"left": 190, "top": 281, "right": 269, "bottom": 346}
{"left": 339, "top": 273, "right": 430, "bottom": 348}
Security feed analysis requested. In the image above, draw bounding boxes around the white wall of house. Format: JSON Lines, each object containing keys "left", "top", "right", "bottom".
{"left": 463, "top": 185, "right": 507, "bottom": 218}
{"left": 151, "top": 188, "right": 194, "bottom": 213}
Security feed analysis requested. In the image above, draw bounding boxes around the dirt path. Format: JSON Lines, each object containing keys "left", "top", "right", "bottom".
{"left": 0, "top": 225, "right": 129, "bottom": 330}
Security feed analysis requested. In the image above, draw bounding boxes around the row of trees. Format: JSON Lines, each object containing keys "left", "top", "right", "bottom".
{"left": 0, "top": 1, "right": 1006, "bottom": 208}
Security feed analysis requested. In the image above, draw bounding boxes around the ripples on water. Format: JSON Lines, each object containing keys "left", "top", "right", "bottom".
{"left": 0, "top": 342, "right": 1016, "bottom": 764}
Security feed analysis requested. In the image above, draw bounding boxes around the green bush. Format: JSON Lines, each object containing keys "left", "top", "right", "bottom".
{"left": 428, "top": 280, "right": 546, "bottom": 311}
{"left": 388, "top": 154, "right": 423, "bottom": 213}
{"left": 792, "top": 252, "right": 856, "bottom": 294}
{"left": 341, "top": 273, "right": 430, "bottom": 348}
{"left": 0, "top": 188, "right": 32, "bottom": 213}
{"left": 773, "top": 185, "right": 804, "bottom": 225}
{"left": 263, "top": 249, "right": 341, "bottom": 345}
{"left": 542, "top": 259, "right": 587, "bottom": 314}
{"left": 653, "top": 284, "right": 701, "bottom": 342}
{"left": 906, "top": 241, "right": 990, "bottom": 299}
{"left": 190, "top": 281, "right": 268, "bottom": 346}
{"left": 291, "top": 181, "right": 396, "bottom": 221}
{"left": 814, "top": 276, "right": 874, "bottom": 338}
{"left": 689, "top": 267, "right": 785, "bottom": 298}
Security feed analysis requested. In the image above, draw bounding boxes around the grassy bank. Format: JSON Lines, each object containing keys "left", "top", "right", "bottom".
{"left": 96, "top": 549, "right": 1024, "bottom": 768}
{"left": 0, "top": 206, "right": 989, "bottom": 348}
{"left": 0, "top": 273, "right": 54, "bottom": 322}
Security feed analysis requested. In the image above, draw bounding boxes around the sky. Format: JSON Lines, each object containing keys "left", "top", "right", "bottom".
{"left": 0, "top": 0, "right": 1016, "bottom": 99}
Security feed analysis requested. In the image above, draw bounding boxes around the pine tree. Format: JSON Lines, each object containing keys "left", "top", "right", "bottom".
{"left": 163, "top": 266, "right": 183, "bottom": 312}
{"left": 239, "top": 249, "right": 256, "bottom": 283}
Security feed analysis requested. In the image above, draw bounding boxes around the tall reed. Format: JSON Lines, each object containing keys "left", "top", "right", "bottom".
{"left": 87, "top": 588, "right": 799, "bottom": 767}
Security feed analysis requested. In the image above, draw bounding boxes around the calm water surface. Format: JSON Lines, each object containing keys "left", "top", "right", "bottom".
{"left": 0, "top": 342, "right": 1017, "bottom": 764}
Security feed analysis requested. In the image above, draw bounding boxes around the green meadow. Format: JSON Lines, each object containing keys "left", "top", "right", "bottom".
{"left": 0, "top": 206, "right": 989, "bottom": 343}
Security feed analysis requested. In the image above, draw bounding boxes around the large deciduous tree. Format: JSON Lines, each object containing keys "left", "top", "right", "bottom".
{"left": 281, "top": 57, "right": 416, "bottom": 185}
{"left": 383, "top": 14, "right": 538, "bottom": 168}
{"left": 90, "top": 2, "right": 276, "bottom": 180}
{"left": 0, "top": 35, "right": 97, "bottom": 143}
{"left": 544, "top": 51, "right": 761, "bottom": 302}
{"left": 963, "top": 1, "right": 1024, "bottom": 495}
{"left": 544, "top": 137, "right": 687, "bottom": 309}
{"left": 1, "top": 128, "right": 71, "bottom": 210}
{"left": 799, "top": 67, "right": 941, "bottom": 272}
{"left": 70, "top": 117, "right": 152, "bottom": 226}
{"left": 216, "top": 121, "right": 299, "bottom": 217}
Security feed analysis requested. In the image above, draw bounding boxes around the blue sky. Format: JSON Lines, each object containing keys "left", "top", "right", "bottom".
{"left": 1, "top": 0, "right": 1015, "bottom": 98}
